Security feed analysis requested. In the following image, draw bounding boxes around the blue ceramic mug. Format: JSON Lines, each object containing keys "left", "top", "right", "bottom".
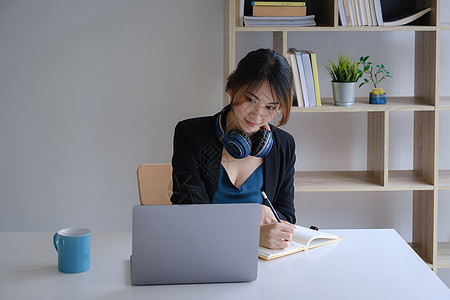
{"left": 53, "top": 228, "right": 91, "bottom": 273}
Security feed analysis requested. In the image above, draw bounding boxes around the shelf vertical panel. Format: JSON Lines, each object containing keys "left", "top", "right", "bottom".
{"left": 415, "top": 31, "right": 438, "bottom": 106}
{"left": 367, "top": 111, "right": 388, "bottom": 186}
{"left": 224, "top": 0, "right": 237, "bottom": 105}
{"left": 422, "top": 0, "right": 438, "bottom": 26}
{"left": 413, "top": 115, "right": 438, "bottom": 267}
{"left": 414, "top": 27, "right": 438, "bottom": 185}
{"left": 413, "top": 190, "right": 437, "bottom": 266}
{"left": 412, "top": 5, "right": 439, "bottom": 267}
{"left": 414, "top": 111, "right": 436, "bottom": 184}
{"left": 273, "top": 31, "right": 288, "bottom": 58}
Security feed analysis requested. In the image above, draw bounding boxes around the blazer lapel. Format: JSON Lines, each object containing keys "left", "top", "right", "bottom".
{"left": 263, "top": 135, "right": 278, "bottom": 202}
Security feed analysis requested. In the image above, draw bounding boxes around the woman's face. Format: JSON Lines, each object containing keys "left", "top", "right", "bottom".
{"left": 229, "top": 81, "right": 279, "bottom": 135}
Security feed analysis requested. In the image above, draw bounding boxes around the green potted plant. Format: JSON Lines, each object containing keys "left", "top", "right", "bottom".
{"left": 325, "top": 54, "right": 363, "bottom": 106}
{"left": 357, "top": 56, "right": 393, "bottom": 104}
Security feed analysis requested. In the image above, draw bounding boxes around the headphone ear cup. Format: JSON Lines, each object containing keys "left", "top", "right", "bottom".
{"left": 250, "top": 127, "right": 273, "bottom": 157}
{"left": 215, "top": 105, "right": 253, "bottom": 159}
{"left": 226, "top": 129, "right": 252, "bottom": 159}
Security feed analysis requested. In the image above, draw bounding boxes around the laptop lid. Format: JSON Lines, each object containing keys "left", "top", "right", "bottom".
{"left": 131, "top": 203, "right": 261, "bottom": 285}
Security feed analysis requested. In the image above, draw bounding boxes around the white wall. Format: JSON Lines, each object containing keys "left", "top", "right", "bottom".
{"left": 0, "top": 0, "right": 223, "bottom": 231}
{"left": 1, "top": 0, "right": 450, "bottom": 286}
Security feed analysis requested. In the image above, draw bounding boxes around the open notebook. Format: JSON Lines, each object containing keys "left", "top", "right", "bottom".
{"left": 259, "top": 226, "right": 342, "bottom": 260}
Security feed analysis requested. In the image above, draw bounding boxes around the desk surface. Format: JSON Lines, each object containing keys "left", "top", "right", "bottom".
{"left": 1, "top": 229, "right": 449, "bottom": 300}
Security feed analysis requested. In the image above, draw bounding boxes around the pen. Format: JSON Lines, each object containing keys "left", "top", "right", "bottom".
{"left": 261, "top": 191, "right": 281, "bottom": 222}
{"left": 261, "top": 191, "right": 293, "bottom": 245}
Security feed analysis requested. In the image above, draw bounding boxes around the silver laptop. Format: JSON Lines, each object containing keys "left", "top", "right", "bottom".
{"left": 131, "top": 203, "right": 261, "bottom": 285}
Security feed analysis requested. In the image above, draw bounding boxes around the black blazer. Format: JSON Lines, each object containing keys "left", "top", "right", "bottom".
{"left": 170, "top": 111, "right": 296, "bottom": 224}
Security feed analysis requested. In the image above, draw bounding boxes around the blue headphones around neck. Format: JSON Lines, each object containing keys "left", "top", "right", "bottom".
{"left": 215, "top": 105, "right": 273, "bottom": 159}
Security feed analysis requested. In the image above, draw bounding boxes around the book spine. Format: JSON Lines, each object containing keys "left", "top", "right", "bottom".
{"left": 293, "top": 50, "right": 309, "bottom": 107}
{"left": 368, "top": 0, "right": 377, "bottom": 25}
{"left": 251, "top": 1, "right": 306, "bottom": 6}
{"left": 352, "top": 0, "right": 361, "bottom": 26}
{"left": 308, "top": 51, "right": 321, "bottom": 106}
{"left": 288, "top": 53, "right": 303, "bottom": 107}
{"left": 364, "top": 0, "right": 371, "bottom": 26}
{"left": 358, "top": 0, "right": 367, "bottom": 26}
{"left": 253, "top": 6, "right": 306, "bottom": 17}
{"left": 346, "top": 0, "right": 355, "bottom": 26}
{"left": 338, "top": 0, "right": 348, "bottom": 26}
{"left": 300, "top": 51, "right": 316, "bottom": 107}
{"left": 373, "top": 0, "right": 383, "bottom": 26}
{"left": 240, "top": 0, "right": 245, "bottom": 26}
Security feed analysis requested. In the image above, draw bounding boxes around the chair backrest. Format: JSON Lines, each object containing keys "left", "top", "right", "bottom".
{"left": 137, "top": 164, "right": 172, "bottom": 205}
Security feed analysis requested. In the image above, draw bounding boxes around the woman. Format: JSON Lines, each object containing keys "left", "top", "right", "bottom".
{"left": 171, "top": 49, "right": 296, "bottom": 249}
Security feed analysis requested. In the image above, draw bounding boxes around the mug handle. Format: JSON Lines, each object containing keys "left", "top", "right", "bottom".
{"left": 53, "top": 233, "right": 59, "bottom": 252}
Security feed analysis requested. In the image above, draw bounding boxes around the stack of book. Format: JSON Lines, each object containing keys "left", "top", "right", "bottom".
{"left": 338, "top": 0, "right": 431, "bottom": 27}
{"left": 338, "top": 0, "right": 383, "bottom": 26}
{"left": 287, "top": 48, "right": 321, "bottom": 108}
{"left": 243, "top": 1, "right": 316, "bottom": 27}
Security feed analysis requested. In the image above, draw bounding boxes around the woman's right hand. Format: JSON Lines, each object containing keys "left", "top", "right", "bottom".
{"left": 260, "top": 205, "right": 278, "bottom": 225}
{"left": 259, "top": 221, "right": 296, "bottom": 249}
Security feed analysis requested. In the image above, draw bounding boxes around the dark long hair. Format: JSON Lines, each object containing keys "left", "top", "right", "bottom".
{"left": 225, "top": 49, "right": 294, "bottom": 126}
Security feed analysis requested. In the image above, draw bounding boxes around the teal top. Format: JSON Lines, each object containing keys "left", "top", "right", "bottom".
{"left": 212, "top": 164, "right": 264, "bottom": 204}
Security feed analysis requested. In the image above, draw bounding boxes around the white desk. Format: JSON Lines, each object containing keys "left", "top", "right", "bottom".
{"left": 1, "top": 229, "right": 449, "bottom": 300}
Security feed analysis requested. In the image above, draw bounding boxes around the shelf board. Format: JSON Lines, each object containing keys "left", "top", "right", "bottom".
{"left": 436, "top": 242, "right": 450, "bottom": 268}
{"left": 291, "top": 97, "right": 434, "bottom": 113}
{"left": 295, "top": 171, "right": 379, "bottom": 192}
{"left": 388, "top": 170, "right": 434, "bottom": 190}
{"left": 438, "top": 170, "right": 450, "bottom": 190}
{"left": 439, "top": 97, "right": 450, "bottom": 110}
{"left": 294, "top": 170, "right": 432, "bottom": 192}
{"left": 234, "top": 26, "right": 437, "bottom": 32}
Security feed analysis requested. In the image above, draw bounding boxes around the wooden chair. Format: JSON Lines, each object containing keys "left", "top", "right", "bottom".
{"left": 137, "top": 164, "right": 172, "bottom": 205}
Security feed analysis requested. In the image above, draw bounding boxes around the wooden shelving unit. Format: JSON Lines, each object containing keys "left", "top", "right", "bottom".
{"left": 224, "top": 0, "right": 448, "bottom": 272}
